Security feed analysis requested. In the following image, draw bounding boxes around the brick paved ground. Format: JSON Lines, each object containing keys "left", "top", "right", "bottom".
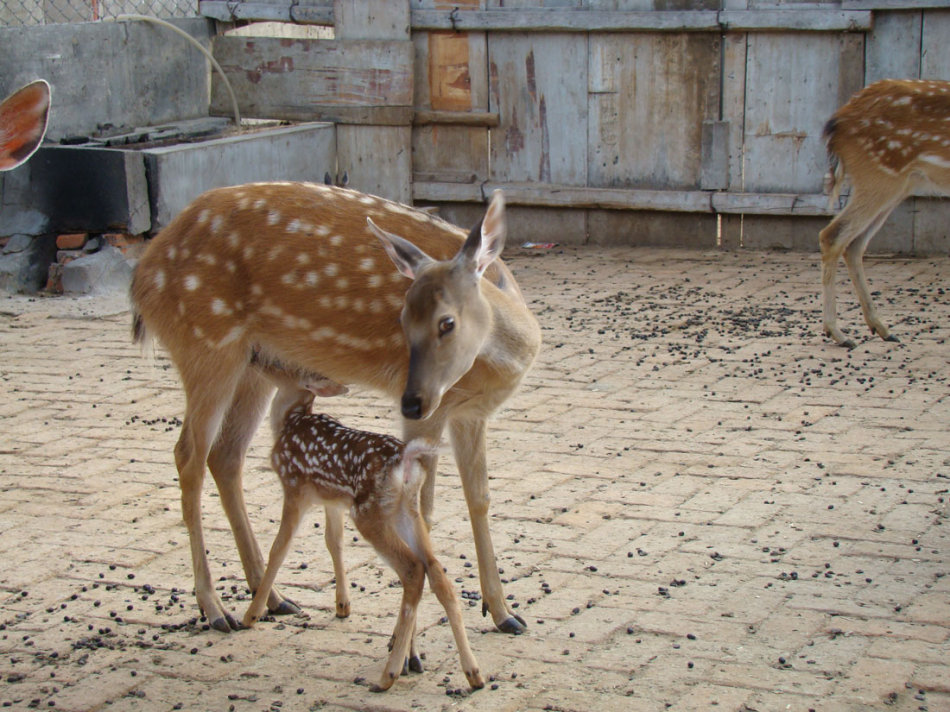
{"left": 0, "top": 247, "right": 948, "bottom": 712}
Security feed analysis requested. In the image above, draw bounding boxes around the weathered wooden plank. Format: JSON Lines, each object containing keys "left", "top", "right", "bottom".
{"left": 588, "top": 33, "right": 721, "bottom": 190}
{"left": 701, "top": 120, "right": 730, "bottom": 190}
{"left": 721, "top": 32, "right": 746, "bottom": 192}
{"left": 335, "top": 0, "right": 409, "bottom": 39}
{"left": 412, "top": 9, "right": 720, "bottom": 31}
{"left": 413, "top": 181, "right": 834, "bottom": 215}
{"left": 741, "top": 33, "right": 856, "bottom": 194}
{"left": 412, "top": 19, "right": 490, "bottom": 196}
{"left": 921, "top": 9, "right": 950, "bottom": 78}
{"left": 200, "top": 0, "right": 333, "bottom": 25}
{"left": 489, "top": 34, "right": 588, "bottom": 185}
{"left": 842, "top": 0, "right": 950, "bottom": 8}
{"left": 337, "top": 124, "right": 412, "bottom": 203}
{"left": 719, "top": 10, "right": 872, "bottom": 30}
{"left": 211, "top": 37, "right": 413, "bottom": 117}
{"left": 866, "top": 10, "right": 921, "bottom": 82}
{"left": 413, "top": 110, "right": 499, "bottom": 126}
{"left": 333, "top": 0, "right": 412, "bottom": 204}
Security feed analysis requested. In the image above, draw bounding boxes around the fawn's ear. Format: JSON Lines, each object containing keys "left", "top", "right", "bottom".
{"left": 368, "top": 217, "right": 434, "bottom": 280}
{"left": 458, "top": 190, "right": 506, "bottom": 278}
{"left": 304, "top": 378, "right": 348, "bottom": 398}
{"left": 0, "top": 79, "right": 51, "bottom": 172}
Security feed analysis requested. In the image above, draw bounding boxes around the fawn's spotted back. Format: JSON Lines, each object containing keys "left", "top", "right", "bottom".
{"left": 272, "top": 409, "right": 405, "bottom": 503}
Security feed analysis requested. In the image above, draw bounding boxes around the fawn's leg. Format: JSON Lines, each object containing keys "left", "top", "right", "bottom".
{"left": 357, "top": 521, "right": 426, "bottom": 692}
{"left": 244, "top": 495, "right": 306, "bottom": 627}
{"left": 449, "top": 417, "right": 525, "bottom": 634}
{"left": 416, "top": 518, "right": 484, "bottom": 689}
{"left": 324, "top": 503, "right": 350, "bottom": 618}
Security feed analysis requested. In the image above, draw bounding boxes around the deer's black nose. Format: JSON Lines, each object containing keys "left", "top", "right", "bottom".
{"left": 401, "top": 393, "right": 423, "bottom": 420}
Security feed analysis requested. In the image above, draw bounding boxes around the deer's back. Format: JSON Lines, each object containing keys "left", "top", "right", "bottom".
{"left": 825, "top": 79, "right": 950, "bottom": 180}
{"left": 131, "top": 183, "right": 488, "bottom": 392}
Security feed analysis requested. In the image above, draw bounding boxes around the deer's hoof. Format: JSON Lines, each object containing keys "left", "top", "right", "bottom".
{"left": 407, "top": 654, "right": 424, "bottom": 674}
{"left": 210, "top": 613, "right": 243, "bottom": 633}
{"left": 884, "top": 334, "right": 900, "bottom": 343}
{"left": 466, "top": 668, "right": 485, "bottom": 690}
{"left": 497, "top": 614, "right": 527, "bottom": 635}
{"left": 271, "top": 599, "right": 301, "bottom": 616}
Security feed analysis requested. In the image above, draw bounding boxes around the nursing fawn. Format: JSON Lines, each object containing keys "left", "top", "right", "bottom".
{"left": 243, "top": 375, "right": 484, "bottom": 692}
{"left": 820, "top": 79, "right": 950, "bottom": 348}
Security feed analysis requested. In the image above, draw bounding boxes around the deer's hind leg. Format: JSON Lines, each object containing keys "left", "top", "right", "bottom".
{"left": 207, "top": 367, "right": 302, "bottom": 618}
{"left": 820, "top": 189, "right": 896, "bottom": 348}
{"left": 173, "top": 352, "right": 248, "bottom": 632}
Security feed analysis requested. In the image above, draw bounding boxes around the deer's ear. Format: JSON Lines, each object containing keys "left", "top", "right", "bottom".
{"left": 459, "top": 190, "right": 506, "bottom": 278}
{"left": 367, "top": 217, "right": 433, "bottom": 280}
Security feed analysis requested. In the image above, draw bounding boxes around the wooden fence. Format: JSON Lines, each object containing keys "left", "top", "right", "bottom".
{"left": 202, "top": 0, "right": 950, "bottom": 252}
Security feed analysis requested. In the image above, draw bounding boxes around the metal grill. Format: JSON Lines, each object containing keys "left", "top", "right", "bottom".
{"left": 0, "top": 0, "right": 196, "bottom": 26}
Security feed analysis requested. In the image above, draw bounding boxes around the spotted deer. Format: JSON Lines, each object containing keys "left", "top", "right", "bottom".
{"left": 0, "top": 79, "right": 50, "bottom": 171}
{"left": 820, "top": 78, "right": 950, "bottom": 348}
{"left": 129, "top": 184, "right": 541, "bottom": 635}
{"left": 243, "top": 372, "right": 484, "bottom": 692}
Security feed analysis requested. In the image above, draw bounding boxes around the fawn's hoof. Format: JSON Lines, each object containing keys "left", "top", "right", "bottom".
{"left": 335, "top": 600, "right": 351, "bottom": 618}
{"left": 466, "top": 668, "right": 485, "bottom": 690}
{"left": 406, "top": 654, "right": 424, "bottom": 674}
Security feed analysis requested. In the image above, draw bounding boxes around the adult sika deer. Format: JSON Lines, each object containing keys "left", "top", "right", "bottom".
{"left": 0, "top": 79, "right": 50, "bottom": 171}
{"left": 243, "top": 373, "right": 484, "bottom": 691}
{"left": 130, "top": 183, "right": 541, "bottom": 634}
{"left": 820, "top": 78, "right": 950, "bottom": 348}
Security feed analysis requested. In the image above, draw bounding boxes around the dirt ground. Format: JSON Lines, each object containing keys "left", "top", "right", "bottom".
{"left": 0, "top": 246, "right": 948, "bottom": 712}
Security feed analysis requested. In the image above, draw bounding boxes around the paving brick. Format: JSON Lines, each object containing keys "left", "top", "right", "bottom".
{"left": 0, "top": 248, "right": 948, "bottom": 709}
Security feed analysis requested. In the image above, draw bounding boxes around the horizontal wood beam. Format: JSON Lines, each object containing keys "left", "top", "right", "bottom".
{"left": 410, "top": 9, "right": 871, "bottom": 33}
{"left": 200, "top": 0, "right": 333, "bottom": 24}
{"left": 413, "top": 181, "right": 836, "bottom": 217}
{"left": 412, "top": 110, "right": 499, "bottom": 128}
{"left": 199, "top": 5, "right": 874, "bottom": 33}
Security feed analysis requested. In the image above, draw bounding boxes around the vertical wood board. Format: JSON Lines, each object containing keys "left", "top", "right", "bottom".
{"left": 334, "top": 0, "right": 412, "bottom": 203}
{"left": 722, "top": 32, "right": 747, "bottom": 191}
{"left": 488, "top": 33, "right": 589, "bottom": 184}
{"left": 866, "top": 10, "right": 922, "bottom": 82}
{"left": 921, "top": 10, "right": 950, "bottom": 78}
{"left": 411, "top": 26, "right": 489, "bottom": 184}
{"left": 742, "top": 32, "right": 861, "bottom": 193}
{"left": 588, "top": 32, "right": 721, "bottom": 190}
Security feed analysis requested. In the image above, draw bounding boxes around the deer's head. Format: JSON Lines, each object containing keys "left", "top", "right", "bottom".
{"left": 368, "top": 191, "right": 507, "bottom": 420}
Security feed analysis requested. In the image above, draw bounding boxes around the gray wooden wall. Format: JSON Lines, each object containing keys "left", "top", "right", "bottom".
{"left": 202, "top": 0, "right": 950, "bottom": 253}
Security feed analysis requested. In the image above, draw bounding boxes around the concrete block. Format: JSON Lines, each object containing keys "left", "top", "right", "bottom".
{"left": 61, "top": 245, "right": 133, "bottom": 295}
{"left": 144, "top": 122, "right": 336, "bottom": 231}
{"left": 0, "top": 234, "right": 56, "bottom": 293}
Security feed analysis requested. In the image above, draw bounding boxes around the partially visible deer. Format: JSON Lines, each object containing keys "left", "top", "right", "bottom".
{"left": 0, "top": 79, "right": 51, "bottom": 171}
{"left": 243, "top": 371, "right": 484, "bottom": 692}
{"left": 820, "top": 78, "right": 950, "bottom": 348}
{"left": 130, "top": 184, "right": 541, "bottom": 635}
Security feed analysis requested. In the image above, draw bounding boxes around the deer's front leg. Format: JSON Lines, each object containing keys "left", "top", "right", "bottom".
{"left": 324, "top": 504, "right": 350, "bottom": 618}
{"left": 450, "top": 417, "right": 526, "bottom": 635}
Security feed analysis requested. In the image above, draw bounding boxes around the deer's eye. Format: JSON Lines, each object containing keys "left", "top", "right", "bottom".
{"left": 438, "top": 316, "right": 455, "bottom": 336}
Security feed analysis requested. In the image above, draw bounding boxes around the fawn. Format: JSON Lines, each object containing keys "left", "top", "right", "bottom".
{"left": 243, "top": 371, "right": 485, "bottom": 692}
{"left": 820, "top": 78, "right": 950, "bottom": 348}
{"left": 130, "top": 185, "right": 541, "bottom": 635}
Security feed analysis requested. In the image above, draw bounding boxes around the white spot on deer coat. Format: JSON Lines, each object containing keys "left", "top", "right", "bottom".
{"left": 305, "top": 271, "right": 319, "bottom": 287}
{"left": 211, "top": 298, "right": 231, "bottom": 315}
{"left": 153, "top": 270, "right": 166, "bottom": 290}
{"left": 218, "top": 325, "right": 245, "bottom": 347}
{"left": 324, "top": 263, "right": 339, "bottom": 277}
{"left": 359, "top": 257, "right": 375, "bottom": 271}
{"left": 184, "top": 274, "right": 200, "bottom": 291}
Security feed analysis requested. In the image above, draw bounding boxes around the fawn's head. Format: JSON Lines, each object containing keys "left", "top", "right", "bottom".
{"left": 368, "top": 191, "right": 507, "bottom": 420}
